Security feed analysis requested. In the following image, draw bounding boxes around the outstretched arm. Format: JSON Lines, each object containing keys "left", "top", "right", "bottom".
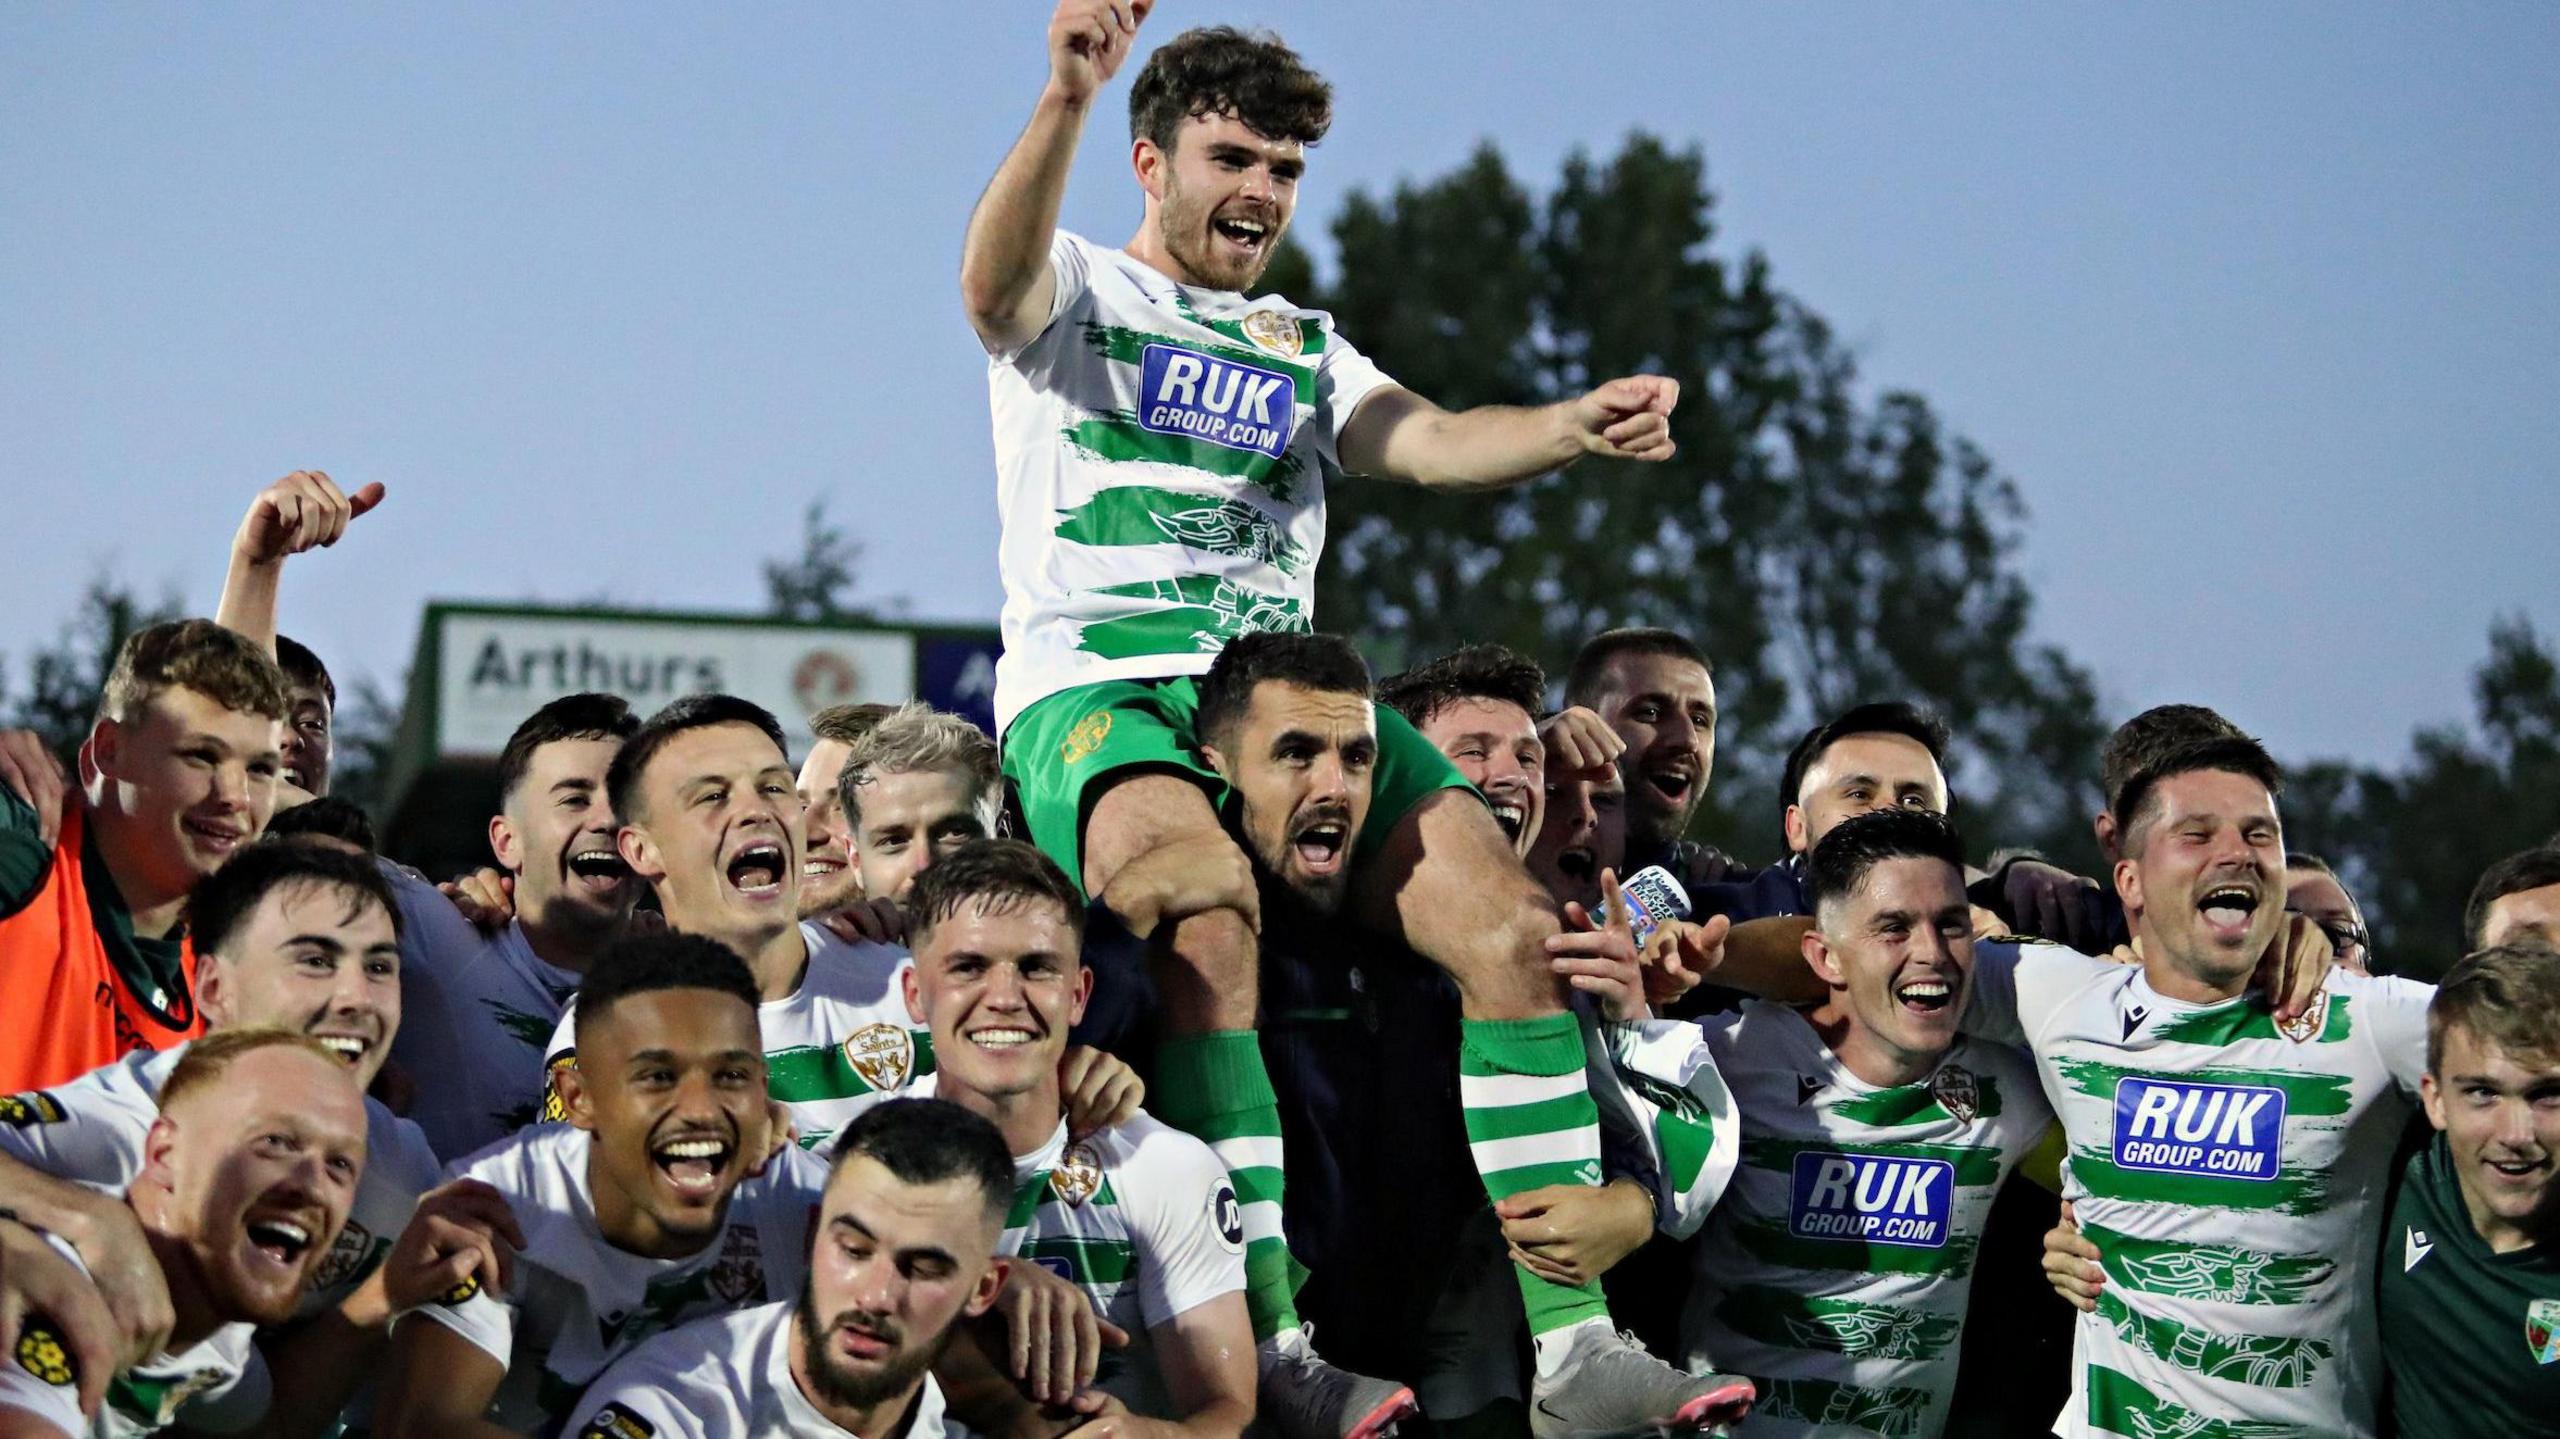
{"left": 1336, "top": 375, "right": 1680, "bottom": 492}
{"left": 213, "top": 470, "right": 385, "bottom": 653}
{"left": 961, "top": 0, "right": 1153, "bottom": 354}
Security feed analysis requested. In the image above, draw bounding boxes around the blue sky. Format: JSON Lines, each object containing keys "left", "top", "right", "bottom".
{"left": 4, "top": 3, "right": 2553, "bottom": 772}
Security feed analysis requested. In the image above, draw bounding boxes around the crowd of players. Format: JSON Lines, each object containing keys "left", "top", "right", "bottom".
{"left": 4, "top": 6, "right": 2560, "bottom": 1439}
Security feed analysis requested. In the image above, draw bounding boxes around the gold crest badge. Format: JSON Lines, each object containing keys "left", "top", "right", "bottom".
{"left": 843, "top": 1023, "right": 917, "bottom": 1093}
{"left": 1241, "top": 309, "right": 1303, "bottom": 358}
{"left": 14, "top": 1321, "right": 73, "bottom": 1387}
{"left": 311, "top": 1219, "right": 373, "bottom": 1293}
{"left": 1049, "top": 1143, "right": 1104, "bottom": 1207}
{"left": 0, "top": 1092, "right": 65, "bottom": 1127}
{"left": 540, "top": 1054, "right": 578, "bottom": 1123}
{"left": 581, "top": 1404, "right": 660, "bottom": 1439}
{"left": 1060, "top": 712, "right": 1113, "bottom": 765}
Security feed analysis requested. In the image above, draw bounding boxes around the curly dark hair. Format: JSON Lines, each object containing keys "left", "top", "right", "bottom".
{"left": 1377, "top": 645, "right": 1547, "bottom": 731}
{"left": 1128, "top": 26, "right": 1332, "bottom": 154}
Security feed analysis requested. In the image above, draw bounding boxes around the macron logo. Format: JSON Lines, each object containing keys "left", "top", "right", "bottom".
{"left": 1139, "top": 344, "right": 1294, "bottom": 458}
{"left": 2404, "top": 1228, "right": 2433, "bottom": 1273}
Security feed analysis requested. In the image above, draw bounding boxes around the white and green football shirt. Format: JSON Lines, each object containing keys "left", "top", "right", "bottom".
{"left": 563, "top": 1300, "right": 951, "bottom": 1439}
{"left": 543, "top": 923, "right": 931, "bottom": 1151}
{"left": 1965, "top": 942, "right": 2430, "bottom": 1438}
{"left": 908, "top": 1080, "right": 1246, "bottom": 1415}
{"left": 0, "top": 1043, "right": 441, "bottom": 1320}
{"left": 986, "top": 229, "right": 1399, "bottom": 732}
{"left": 1680, "top": 999, "right": 2051, "bottom": 1439}
{"left": 408, "top": 1124, "right": 828, "bottom": 1433}
{"left": 0, "top": 1234, "right": 266, "bottom": 1438}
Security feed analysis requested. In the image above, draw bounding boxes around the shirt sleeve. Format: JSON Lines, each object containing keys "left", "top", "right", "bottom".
{"left": 402, "top": 1265, "right": 517, "bottom": 1369}
{"left": 992, "top": 230, "right": 1094, "bottom": 366}
{"left": 1600, "top": 1018, "right": 1743, "bottom": 1242}
{"left": 1129, "top": 1126, "right": 1247, "bottom": 1330}
{"left": 0, "top": 785, "right": 54, "bottom": 919}
{"left": 0, "top": 1062, "right": 151, "bottom": 1186}
{"left": 1964, "top": 939, "right": 2109, "bottom": 1047}
{"left": 1311, "top": 327, "right": 1400, "bottom": 471}
{"left": 2363, "top": 976, "right": 2436, "bottom": 1102}
{"left": 175, "top": 1344, "right": 271, "bottom": 1434}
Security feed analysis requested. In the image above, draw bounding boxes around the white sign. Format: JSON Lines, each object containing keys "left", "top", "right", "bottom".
{"left": 432, "top": 610, "right": 917, "bottom": 758}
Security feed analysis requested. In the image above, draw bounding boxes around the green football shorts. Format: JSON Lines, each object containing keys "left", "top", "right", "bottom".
{"left": 1001, "top": 674, "right": 1474, "bottom": 896}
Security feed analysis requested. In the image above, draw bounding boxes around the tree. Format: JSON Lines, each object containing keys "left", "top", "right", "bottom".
{"left": 764, "top": 498, "right": 871, "bottom": 622}
{"left": 0, "top": 574, "right": 184, "bottom": 766}
{"left": 2285, "top": 617, "right": 2560, "bottom": 979}
{"left": 1270, "top": 136, "right": 2109, "bottom": 867}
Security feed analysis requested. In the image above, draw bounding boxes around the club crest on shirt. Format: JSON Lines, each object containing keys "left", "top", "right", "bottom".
{"left": 541, "top": 1053, "right": 578, "bottom": 1123}
{"left": 709, "top": 1225, "right": 764, "bottom": 1304}
{"left": 1930, "top": 1064, "right": 1980, "bottom": 1124}
{"left": 0, "top": 1091, "right": 65, "bottom": 1127}
{"left": 311, "top": 1218, "right": 374, "bottom": 1292}
{"left": 14, "top": 1320, "right": 74, "bottom": 1386}
{"left": 579, "top": 1402, "right": 659, "bottom": 1439}
{"left": 843, "top": 1023, "right": 916, "bottom": 1094}
{"left": 1241, "top": 309, "right": 1303, "bottom": 358}
{"left": 2276, "top": 988, "right": 2331, "bottom": 1045}
{"left": 132, "top": 1369, "right": 230, "bottom": 1425}
{"left": 1060, "top": 712, "right": 1114, "bottom": 765}
{"left": 2530, "top": 1299, "right": 2560, "bottom": 1365}
{"left": 1050, "top": 1143, "right": 1104, "bottom": 1207}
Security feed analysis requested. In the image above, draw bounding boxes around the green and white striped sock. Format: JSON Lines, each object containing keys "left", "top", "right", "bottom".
{"left": 1151, "top": 1030, "right": 1299, "bottom": 1342}
{"left": 1459, "top": 1013, "right": 1611, "bottom": 1337}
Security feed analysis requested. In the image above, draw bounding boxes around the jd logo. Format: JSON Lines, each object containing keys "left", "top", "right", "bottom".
{"left": 2112, "top": 1077, "right": 2285, "bottom": 1181}
{"left": 1139, "top": 344, "right": 1294, "bottom": 458}
{"left": 1788, "top": 1152, "right": 1953, "bottom": 1249}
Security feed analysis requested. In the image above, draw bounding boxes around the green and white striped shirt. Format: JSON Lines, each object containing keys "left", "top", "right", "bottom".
{"left": 913, "top": 1080, "right": 1245, "bottom": 1416}
{"left": 545, "top": 923, "right": 930, "bottom": 1151}
{"left": 986, "top": 230, "right": 1398, "bottom": 733}
{"left": 1682, "top": 999, "right": 2050, "bottom": 1439}
{"left": 1966, "top": 941, "right": 2430, "bottom": 1438}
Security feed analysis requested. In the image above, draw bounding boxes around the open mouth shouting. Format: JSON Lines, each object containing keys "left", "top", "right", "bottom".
{"left": 649, "top": 1129, "right": 738, "bottom": 1200}
{"left": 1486, "top": 796, "right": 1529, "bottom": 846}
{"left": 1211, "top": 212, "right": 1272, "bottom": 262}
{"left": 242, "top": 1210, "right": 320, "bottom": 1279}
{"left": 1555, "top": 843, "right": 1598, "bottom": 882}
{"left": 567, "top": 845, "right": 631, "bottom": 898}
{"left": 1637, "top": 756, "right": 1697, "bottom": 811}
{"left": 724, "top": 840, "right": 789, "bottom": 903}
{"left": 2195, "top": 879, "right": 2262, "bottom": 946}
{"left": 1288, "top": 809, "right": 1352, "bottom": 881}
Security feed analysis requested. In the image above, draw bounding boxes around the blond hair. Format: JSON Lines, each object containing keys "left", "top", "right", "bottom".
{"left": 836, "top": 703, "right": 1000, "bottom": 829}
{"left": 157, "top": 1027, "right": 342, "bottom": 1114}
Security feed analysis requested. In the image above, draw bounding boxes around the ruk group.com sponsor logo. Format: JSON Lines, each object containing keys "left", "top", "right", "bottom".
{"left": 1138, "top": 344, "right": 1295, "bottom": 459}
{"left": 1788, "top": 1151, "right": 1953, "bottom": 1249}
{"left": 2111, "top": 1077, "right": 2286, "bottom": 1181}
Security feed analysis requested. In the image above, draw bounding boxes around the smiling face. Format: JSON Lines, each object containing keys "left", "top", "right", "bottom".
{"left": 1592, "top": 655, "right": 1716, "bottom": 850}
{"left": 853, "top": 769, "right": 993, "bottom": 906}
{"left": 794, "top": 1153, "right": 1004, "bottom": 1414}
{"left": 1138, "top": 112, "right": 1302, "bottom": 292}
{"left": 2117, "top": 768, "right": 2287, "bottom": 998}
{"left": 1807, "top": 855, "right": 1975, "bottom": 1081}
{"left": 496, "top": 736, "right": 637, "bottom": 935}
{"left": 2284, "top": 866, "right": 2370, "bottom": 976}
{"left": 1787, "top": 733, "right": 1949, "bottom": 856}
{"left": 91, "top": 686, "right": 285, "bottom": 895}
{"left": 796, "top": 738, "right": 863, "bottom": 919}
{"left": 2423, "top": 1023, "right": 2560, "bottom": 1252}
{"left": 197, "top": 881, "right": 402, "bottom": 1090}
{"left": 1527, "top": 768, "right": 1626, "bottom": 915}
{"left": 1204, "top": 682, "right": 1376, "bottom": 915}
{"left": 561, "top": 988, "right": 771, "bottom": 1257}
{"left": 620, "top": 723, "right": 805, "bottom": 949}
{"left": 148, "top": 1045, "right": 366, "bottom": 1327}
{"left": 1419, "top": 697, "right": 1545, "bottom": 858}
{"left": 904, "top": 897, "right": 1088, "bottom": 1108}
